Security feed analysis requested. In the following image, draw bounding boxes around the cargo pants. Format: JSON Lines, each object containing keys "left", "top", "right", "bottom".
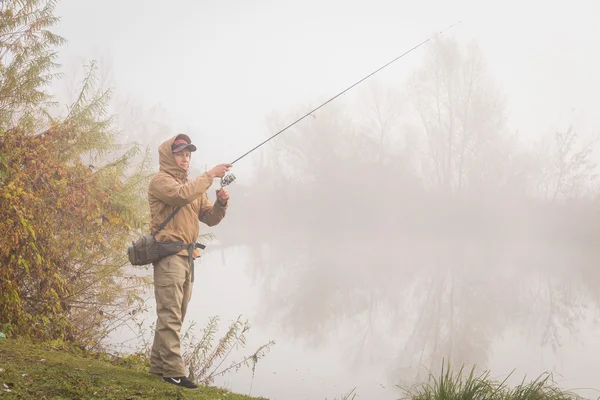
{"left": 149, "top": 254, "right": 194, "bottom": 378}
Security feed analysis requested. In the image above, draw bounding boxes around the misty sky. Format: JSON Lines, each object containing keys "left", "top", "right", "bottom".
{"left": 52, "top": 0, "right": 600, "bottom": 179}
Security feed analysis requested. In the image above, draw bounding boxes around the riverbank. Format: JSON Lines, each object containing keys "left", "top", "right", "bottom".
{"left": 0, "top": 338, "right": 267, "bottom": 399}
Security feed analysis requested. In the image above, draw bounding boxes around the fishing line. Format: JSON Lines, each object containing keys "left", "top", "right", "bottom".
{"left": 220, "top": 21, "right": 461, "bottom": 187}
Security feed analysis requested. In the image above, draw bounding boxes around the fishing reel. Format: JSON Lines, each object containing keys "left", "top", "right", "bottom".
{"left": 220, "top": 173, "right": 236, "bottom": 188}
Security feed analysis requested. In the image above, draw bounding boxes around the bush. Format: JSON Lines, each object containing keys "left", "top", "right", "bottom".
{"left": 0, "top": 0, "right": 152, "bottom": 346}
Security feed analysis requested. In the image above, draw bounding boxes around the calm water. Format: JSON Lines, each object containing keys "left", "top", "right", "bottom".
{"left": 110, "top": 246, "right": 600, "bottom": 400}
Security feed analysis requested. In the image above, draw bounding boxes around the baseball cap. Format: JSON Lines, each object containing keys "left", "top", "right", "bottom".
{"left": 171, "top": 134, "right": 197, "bottom": 153}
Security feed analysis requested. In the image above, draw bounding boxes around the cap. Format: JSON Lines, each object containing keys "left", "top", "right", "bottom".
{"left": 171, "top": 134, "right": 197, "bottom": 153}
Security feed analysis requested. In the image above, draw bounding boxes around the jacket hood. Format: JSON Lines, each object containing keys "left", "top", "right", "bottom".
{"left": 158, "top": 134, "right": 190, "bottom": 181}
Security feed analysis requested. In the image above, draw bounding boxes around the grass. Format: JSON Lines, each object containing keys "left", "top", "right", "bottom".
{"left": 0, "top": 338, "right": 593, "bottom": 400}
{"left": 398, "top": 362, "right": 589, "bottom": 400}
{"left": 0, "top": 338, "right": 267, "bottom": 399}
{"left": 331, "top": 388, "right": 357, "bottom": 400}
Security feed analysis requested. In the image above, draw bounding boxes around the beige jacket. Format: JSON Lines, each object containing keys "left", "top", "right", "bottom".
{"left": 147, "top": 135, "right": 228, "bottom": 258}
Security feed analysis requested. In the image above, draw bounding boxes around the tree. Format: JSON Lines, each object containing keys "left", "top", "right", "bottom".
{"left": 0, "top": 0, "right": 64, "bottom": 132}
{"left": 533, "top": 125, "right": 598, "bottom": 201}
{"left": 406, "top": 37, "right": 511, "bottom": 193}
{"left": 0, "top": 0, "right": 152, "bottom": 346}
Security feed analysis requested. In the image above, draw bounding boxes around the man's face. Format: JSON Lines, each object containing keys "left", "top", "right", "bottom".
{"left": 173, "top": 149, "right": 191, "bottom": 170}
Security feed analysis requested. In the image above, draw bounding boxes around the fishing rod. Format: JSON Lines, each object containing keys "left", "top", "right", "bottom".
{"left": 219, "top": 21, "right": 462, "bottom": 188}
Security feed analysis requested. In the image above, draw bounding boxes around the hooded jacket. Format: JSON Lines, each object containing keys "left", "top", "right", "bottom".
{"left": 147, "top": 135, "right": 228, "bottom": 258}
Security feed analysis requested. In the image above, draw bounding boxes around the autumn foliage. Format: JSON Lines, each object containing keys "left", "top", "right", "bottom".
{"left": 0, "top": 0, "right": 152, "bottom": 345}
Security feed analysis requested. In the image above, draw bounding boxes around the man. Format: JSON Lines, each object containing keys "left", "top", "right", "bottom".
{"left": 147, "top": 133, "right": 232, "bottom": 389}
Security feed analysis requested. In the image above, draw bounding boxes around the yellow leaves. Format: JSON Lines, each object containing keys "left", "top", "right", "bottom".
{"left": 3, "top": 181, "right": 15, "bottom": 199}
{"left": 2, "top": 180, "right": 26, "bottom": 200}
{"left": 17, "top": 211, "right": 36, "bottom": 241}
{"left": 0, "top": 0, "right": 152, "bottom": 343}
{"left": 17, "top": 256, "right": 30, "bottom": 274}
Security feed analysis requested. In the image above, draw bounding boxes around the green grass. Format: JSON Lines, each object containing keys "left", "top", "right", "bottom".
{"left": 0, "top": 338, "right": 592, "bottom": 400}
{"left": 398, "top": 362, "right": 587, "bottom": 400}
{"left": 0, "top": 338, "right": 267, "bottom": 399}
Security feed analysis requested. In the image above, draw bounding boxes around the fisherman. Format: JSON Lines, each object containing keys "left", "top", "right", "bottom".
{"left": 147, "top": 133, "right": 231, "bottom": 389}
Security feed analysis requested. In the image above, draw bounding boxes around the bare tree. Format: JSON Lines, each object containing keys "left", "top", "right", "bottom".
{"left": 533, "top": 125, "right": 598, "bottom": 201}
{"left": 407, "top": 37, "right": 510, "bottom": 193}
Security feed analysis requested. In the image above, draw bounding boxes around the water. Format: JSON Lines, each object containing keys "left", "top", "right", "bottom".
{"left": 111, "top": 246, "right": 600, "bottom": 400}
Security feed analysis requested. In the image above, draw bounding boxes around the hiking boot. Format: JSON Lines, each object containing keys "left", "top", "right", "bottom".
{"left": 162, "top": 376, "right": 198, "bottom": 389}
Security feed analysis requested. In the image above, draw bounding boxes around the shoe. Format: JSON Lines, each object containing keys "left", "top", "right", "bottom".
{"left": 162, "top": 376, "right": 198, "bottom": 389}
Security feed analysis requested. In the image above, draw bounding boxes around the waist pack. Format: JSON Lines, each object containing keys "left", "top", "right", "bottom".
{"left": 128, "top": 206, "right": 204, "bottom": 266}
{"left": 128, "top": 235, "right": 186, "bottom": 266}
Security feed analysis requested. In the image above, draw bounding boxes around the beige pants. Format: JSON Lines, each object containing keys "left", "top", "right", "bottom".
{"left": 149, "top": 254, "right": 193, "bottom": 378}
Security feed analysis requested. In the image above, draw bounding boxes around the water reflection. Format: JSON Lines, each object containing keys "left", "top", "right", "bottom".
{"left": 113, "top": 244, "right": 600, "bottom": 400}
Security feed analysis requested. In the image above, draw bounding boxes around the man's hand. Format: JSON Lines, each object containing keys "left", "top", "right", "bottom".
{"left": 216, "top": 188, "right": 230, "bottom": 205}
{"left": 208, "top": 163, "right": 232, "bottom": 179}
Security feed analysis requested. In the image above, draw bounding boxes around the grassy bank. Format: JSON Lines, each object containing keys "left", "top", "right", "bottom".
{"left": 0, "top": 338, "right": 266, "bottom": 399}
{"left": 0, "top": 338, "right": 591, "bottom": 400}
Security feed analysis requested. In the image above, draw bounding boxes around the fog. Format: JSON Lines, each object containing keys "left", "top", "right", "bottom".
{"left": 50, "top": 0, "right": 600, "bottom": 399}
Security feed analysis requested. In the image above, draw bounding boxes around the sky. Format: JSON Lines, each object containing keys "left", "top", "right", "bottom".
{"left": 51, "top": 0, "right": 600, "bottom": 180}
